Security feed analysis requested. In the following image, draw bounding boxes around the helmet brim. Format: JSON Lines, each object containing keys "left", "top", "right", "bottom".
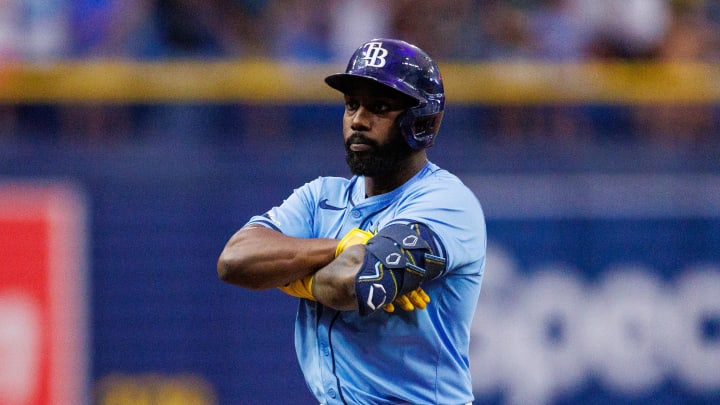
{"left": 325, "top": 73, "right": 423, "bottom": 105}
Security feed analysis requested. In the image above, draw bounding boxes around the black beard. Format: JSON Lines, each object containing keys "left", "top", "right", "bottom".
{"left": 345, "top": 132, "right": 413, "bottom": 177}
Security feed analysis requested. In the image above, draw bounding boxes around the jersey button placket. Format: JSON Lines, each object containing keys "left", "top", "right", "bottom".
{"left": 317, "top": 313, "right": 340, "bottom": 404}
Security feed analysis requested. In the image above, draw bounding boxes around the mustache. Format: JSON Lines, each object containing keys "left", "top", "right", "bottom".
{"left": 345, "top": 132, "right": 378, "bottom": 149}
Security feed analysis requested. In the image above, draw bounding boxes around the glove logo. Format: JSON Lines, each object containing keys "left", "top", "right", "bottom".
{"left": 385, "top": 252, "right": 402, "bottom": 266}
{"left": 363, "top": 42, "right": 388, "bottom": 68}
{"left": 402, "top": 235, "right": 418, "bottom": 247}
{"left": 367, "top": 283, "right": 387, "bottom": 310}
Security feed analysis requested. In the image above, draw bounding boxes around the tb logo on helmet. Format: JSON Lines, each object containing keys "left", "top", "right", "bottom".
{"left": 362, "top": 42, "right": 388, "bottom": 68}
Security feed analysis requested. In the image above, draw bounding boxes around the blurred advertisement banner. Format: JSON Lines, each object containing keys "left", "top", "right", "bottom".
{"left": 467, "top": 174, "right": 720, "bottom": 404}
{"left": 0, "top": 182, "right": 88, "bottom": 405}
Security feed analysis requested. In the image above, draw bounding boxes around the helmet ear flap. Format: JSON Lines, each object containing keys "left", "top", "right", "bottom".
{"left": 399, "top": 99, "right": 445, "bottom": 150}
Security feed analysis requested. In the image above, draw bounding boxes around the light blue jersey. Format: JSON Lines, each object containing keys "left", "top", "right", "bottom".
{"left": 246, "top": 162, "right": 486, "bottom": 405}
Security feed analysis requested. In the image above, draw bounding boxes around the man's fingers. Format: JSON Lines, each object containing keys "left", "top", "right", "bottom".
{"left": 383, "top": 288, "right": 431, "bottom": 313}
{"left": 417, "top": 288, "right": 430, "bottom": 304}
{"left": 395, "top": 294, "right": 414, "bottom": 311}
{"left": 408, "top": 289, "right": 427, "bottom": 310}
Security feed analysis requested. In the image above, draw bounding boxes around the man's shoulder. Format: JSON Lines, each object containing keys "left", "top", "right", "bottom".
{"left": 415, "top": 164, "right": 470, "bottom": 193}
{"left": 419, "top": 161, "right": 458, "bottom": 180}
{"left": 410, "top": 165, "right": 483, "bottom": 211}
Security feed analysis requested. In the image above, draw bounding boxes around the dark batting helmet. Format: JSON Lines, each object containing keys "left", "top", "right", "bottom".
{"left": 325, "top": 39, "right": 445, "bottom": 149}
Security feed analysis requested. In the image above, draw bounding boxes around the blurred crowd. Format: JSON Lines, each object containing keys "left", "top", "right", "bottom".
{"left": 1, "top": 0, "right": 719, "bottom": 62}
{"left": 0, "top": 0, "right": 718, "bottom": 146}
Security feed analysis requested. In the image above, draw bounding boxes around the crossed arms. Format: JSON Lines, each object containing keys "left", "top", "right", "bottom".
{"left": 217, "top": 225, "right": 362, "bottom": 310}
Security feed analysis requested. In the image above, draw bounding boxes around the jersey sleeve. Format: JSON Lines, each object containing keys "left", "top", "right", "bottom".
{"left": 244, "top": 178, "right": 322, "bottom": 239}
{"left": 390, "top": 174, "right": 486, "bottom": 276}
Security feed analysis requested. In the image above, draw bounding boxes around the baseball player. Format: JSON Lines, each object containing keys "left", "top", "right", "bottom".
{"left": 218, "top": 38, "right": 486, "bottom": 405}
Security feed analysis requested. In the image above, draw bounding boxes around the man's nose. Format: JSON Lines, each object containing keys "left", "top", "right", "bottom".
{"left": 351, "top": 106, "right": 372, "bottom": 130}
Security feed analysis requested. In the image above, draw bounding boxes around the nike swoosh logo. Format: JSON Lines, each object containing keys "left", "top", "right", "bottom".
{"left": 319, "top": 198, "right": 345, "bottom": 211}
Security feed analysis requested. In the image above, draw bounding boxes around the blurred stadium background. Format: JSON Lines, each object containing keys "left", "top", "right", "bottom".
{"left": 1, "top": 0, "right": 719, "bottom": 404}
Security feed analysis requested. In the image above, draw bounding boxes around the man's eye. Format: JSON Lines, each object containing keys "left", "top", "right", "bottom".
{"left": 345, "top": 101, "right": 359, "bottom": 111}
{"left": 371, "top": 103, "right": 390, "bottom": 113}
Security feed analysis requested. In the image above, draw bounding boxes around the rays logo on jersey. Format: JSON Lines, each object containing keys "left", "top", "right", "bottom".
{"left": 366, "top": 222, "right": 379, "bottom": 235}
{"left": 362, "top": 42, "right": 388, "bottom": 68}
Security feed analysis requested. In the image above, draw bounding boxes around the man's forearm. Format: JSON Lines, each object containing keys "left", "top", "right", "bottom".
{"left": 312, "top": 244, "right": 365, "bottom": 311}
{"left": 217, "top": 226, "right": 337, "bottom": 289}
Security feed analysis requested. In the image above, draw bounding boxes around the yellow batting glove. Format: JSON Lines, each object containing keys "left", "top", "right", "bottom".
{"left": 335, "top": 228, "right": 374, "bottom": 257}
{"left": 278, "top": 275, "right": 316, "bottom": 300}
{"left": 384, "top": 287, "right": 431, "bottom": 313}
{"left": 279, "top": 228, "right": 372, "bottom": 301}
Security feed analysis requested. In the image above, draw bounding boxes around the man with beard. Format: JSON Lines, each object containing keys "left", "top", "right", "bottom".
{"left": 217, "top": 39, "right": 486, "bottom": 405}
